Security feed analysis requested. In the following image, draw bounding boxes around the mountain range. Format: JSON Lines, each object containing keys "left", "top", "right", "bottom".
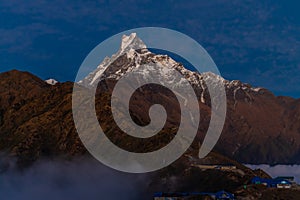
{"left": 0, "top": 33, "right": 299, "bottom": 167}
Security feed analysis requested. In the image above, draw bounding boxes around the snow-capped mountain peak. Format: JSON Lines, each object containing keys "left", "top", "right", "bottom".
{"left": 79, "top": 33, "right": 148, "bottom": 86}
{"left": 120, "top": 33, "right": 146, "bottom": 52}
{"left": 80, "top": 33, "right": 227, "bottom": 89}
{"left": 79, "top": 33, "right": 264, "bottom": 104}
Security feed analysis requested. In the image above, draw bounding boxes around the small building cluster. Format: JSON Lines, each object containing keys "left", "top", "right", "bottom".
{"left": 251, "top": 176, "right": 294, "bottom": 189}
{"left": 153, "top": 190, "right": 235, "bottom": 200}
{"left": 192, "top": 164, "right": 237, "bottom": 171}
{"left": 153, "top": 166, "right": 296, "bottom": 200}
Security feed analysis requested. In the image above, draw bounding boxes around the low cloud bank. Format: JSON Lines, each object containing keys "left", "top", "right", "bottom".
{"left": 247, "top": 164, "right": 300, "bottom": 183}
{"left": 0, "top": 157, "right": 149, "bottom": 200}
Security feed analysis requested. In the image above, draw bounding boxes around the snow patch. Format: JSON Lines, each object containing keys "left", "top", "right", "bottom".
{"left": 251, "top": 87, "right": 262, "bottom": 92}
{"left": 45, "top": 79, "right": 58, "bottom": 85}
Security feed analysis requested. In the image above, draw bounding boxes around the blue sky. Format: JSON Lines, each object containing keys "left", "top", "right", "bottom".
{"left": 0, "top": 0, "right": 299, "bottom": 97}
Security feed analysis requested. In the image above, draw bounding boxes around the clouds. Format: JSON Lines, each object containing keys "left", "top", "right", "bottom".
{"left": 0, "top": 157, "right": 148, "bottom": 200}
{"left": 247, "top": 164, "right": 300, "bottom": 184}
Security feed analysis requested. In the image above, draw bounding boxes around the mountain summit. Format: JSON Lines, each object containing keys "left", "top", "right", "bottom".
{"left": 120, "top": 33, "right": 147, "bottom": 52}
{"left": 79, "top": 33, "right": 264, "bottom": 106}
{"left": 79, "top": 33, "right": 147, "bottom": 87}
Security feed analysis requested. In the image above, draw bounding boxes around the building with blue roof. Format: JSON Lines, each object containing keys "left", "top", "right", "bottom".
{"left": 251, "top": 176, "right": 292, "bottom": 189}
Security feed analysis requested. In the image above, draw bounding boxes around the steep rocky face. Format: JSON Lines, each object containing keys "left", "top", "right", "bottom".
{"left": 218, "top": 91, "right": 300, "bottom": 164}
